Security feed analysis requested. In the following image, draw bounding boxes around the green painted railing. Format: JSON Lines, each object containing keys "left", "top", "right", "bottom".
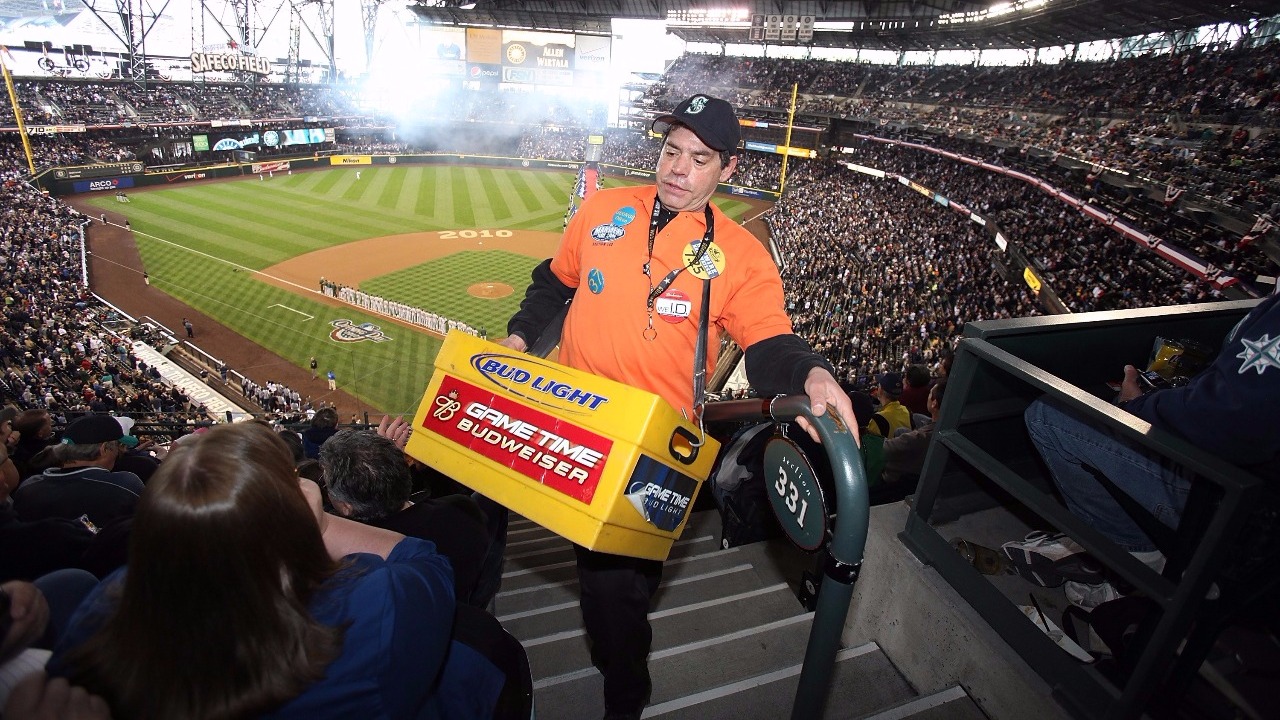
{"left": 704, "top": 396, "right": 869, "bottom": 720}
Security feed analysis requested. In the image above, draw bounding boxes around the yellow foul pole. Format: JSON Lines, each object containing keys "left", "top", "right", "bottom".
{"left": 0, "top": 49, "right": 36, "bottom": 176}
{"left": 778, "top": 82, "right": 799, "bottom": 196}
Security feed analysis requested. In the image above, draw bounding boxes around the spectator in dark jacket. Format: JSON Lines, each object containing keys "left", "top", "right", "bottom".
{"left": 301, "top": 407, "right": 340, "bottom": 459}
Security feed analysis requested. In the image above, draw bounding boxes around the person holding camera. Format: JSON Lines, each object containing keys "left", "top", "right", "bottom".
{"left": 1017, "top": 291, "right": 1280, "bottom": 607}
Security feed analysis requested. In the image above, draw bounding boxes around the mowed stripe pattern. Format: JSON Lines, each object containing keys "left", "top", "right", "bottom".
{"left": 89, "top": 166, "right": 756, "bottom": 415}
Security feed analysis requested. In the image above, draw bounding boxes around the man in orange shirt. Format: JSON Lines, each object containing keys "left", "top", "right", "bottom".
{"left": 501, "top": 94, "right": 856, "bottom": 719}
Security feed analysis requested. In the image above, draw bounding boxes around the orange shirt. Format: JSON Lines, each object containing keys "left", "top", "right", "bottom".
{"left": 551, "top": 185, "right": 793, "bottom": 417}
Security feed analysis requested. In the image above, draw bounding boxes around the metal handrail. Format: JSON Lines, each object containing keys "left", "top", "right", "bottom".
{"left": 704, "top": 396, "right": 870, "bottom": 720}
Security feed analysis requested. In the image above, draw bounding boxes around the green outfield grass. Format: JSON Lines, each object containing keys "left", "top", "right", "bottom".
{"left": 360, "top": 250, "right": 533, "bottom": 339}
{"left": 87, "top": 166, "right": 758, "bottom": 415}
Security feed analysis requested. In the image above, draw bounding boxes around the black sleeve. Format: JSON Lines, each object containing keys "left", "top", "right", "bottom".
{"left": 744, "top": 333, "right": 838, "bottom": 397}
{"left": 506, "top": 259, "right": 576, "bottom": 347}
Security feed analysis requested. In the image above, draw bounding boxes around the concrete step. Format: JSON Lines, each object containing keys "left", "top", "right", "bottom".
{"left": 495, "top": 544, "right": 768, "bottom": 617}
{"left": 640, "top": 642, "right": 915, "bottom": 720}
{"left": 523, "top": 581, "right": 804, "bottom": 682}
{"left": 497, "top": 512, "right": 725, "bottom": 597}
{"left": 499, "top": 556, "right": 776, "bottom": 639}
{"left": 533, "top": 609, "right": 830, "bottom": 719}
{"left": 502, "top": 509, "right": 926, "bottom": 720}
{"left": 856, "top": 686, "right": 989, "bottom": 720}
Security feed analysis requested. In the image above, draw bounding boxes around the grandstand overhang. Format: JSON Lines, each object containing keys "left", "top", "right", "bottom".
{"left": 407, "top": 1, "right": 1280, "bottom": 52}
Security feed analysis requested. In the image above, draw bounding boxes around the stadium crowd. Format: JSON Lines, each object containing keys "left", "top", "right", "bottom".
{"left": 0, "top": 144, "right": 333, "bottom": 437}
{"left": 2, "top": 42, "right": 1274, "bottom": 396}
{"left": 7, "top": 78, "right": 370, "bottom": 127}
{"left": 2, "top": 36, "right": 1278, "bottom": 719}
{"left": 842, "top": 141, "right": 1235, "bottom": 307}
{"left": 0, "top": 150, "right": 222, "bottom": 434}
{"left": 644, "top": 42, "right": 1280, "bottom": 215}
{"left": 764, "top": 160, "right": 1040, "bottom": 385}
{"left": 2, "top": 41, "right": 1273, "bottom": 210}
{"left": 3, "top": 40, "right": 1277, "bottom": 232}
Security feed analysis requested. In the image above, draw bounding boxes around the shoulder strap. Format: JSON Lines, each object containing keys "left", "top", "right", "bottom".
{"left": 870, "top": 413, "right": 891, "bottom": 437}
{"left": 692, "top": 278, "right": 711, "bottom": 421}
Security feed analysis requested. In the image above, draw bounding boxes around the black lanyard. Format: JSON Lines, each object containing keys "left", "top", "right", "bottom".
{"left": 643, "top": 200, "right": 715, "bottom": 311}
{"left": 639, "top": 199, "right": 715, "bottom": 435}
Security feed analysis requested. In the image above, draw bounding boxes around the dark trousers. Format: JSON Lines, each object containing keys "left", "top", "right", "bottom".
{"left": 472, "top": 493, "right": 509, "bottom": 610}
{"left": 574, "top": 545, "right": 663, "bottom": 715}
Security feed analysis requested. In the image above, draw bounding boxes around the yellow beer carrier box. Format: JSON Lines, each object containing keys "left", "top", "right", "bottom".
{"left": 406, "top": 331, "right": 720, "bottom": 561}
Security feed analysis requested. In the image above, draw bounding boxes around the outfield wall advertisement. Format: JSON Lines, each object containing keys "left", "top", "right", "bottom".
{"left": 72, "top": 176, "right": 135, "bottom": 193}
{"left": 49, "top": 154, "right": 779, "bottom": 202}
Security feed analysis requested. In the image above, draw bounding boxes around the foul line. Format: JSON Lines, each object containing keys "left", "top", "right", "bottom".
{"left": 268, "top": 303, "right": 314, "bottom": 320}
{"left": 129, "top": 228, "right": 317, "bottom": 294}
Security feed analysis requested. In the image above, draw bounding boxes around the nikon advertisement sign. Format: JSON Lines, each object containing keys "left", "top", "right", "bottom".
{"left": 191, "top": 52, "right": 271, "bottom": 76}
{"left": 27, "top": 125, "right": 87, "bottom": 135}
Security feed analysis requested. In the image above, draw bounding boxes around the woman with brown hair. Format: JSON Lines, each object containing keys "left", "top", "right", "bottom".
{"left": 43, "top": 422, "right": 458, "bottom": 719}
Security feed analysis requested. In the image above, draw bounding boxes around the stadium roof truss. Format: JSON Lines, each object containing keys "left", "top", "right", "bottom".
{"left": 408, "top": 0, "right": 1280, "bottom": 51}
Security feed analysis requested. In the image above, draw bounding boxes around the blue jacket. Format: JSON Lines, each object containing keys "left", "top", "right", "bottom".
{"left": 49, "top": 538, "right": 503, "bottom": 719}
{"left": 1124, "top": 293, "right": 1280, "bottom": 477}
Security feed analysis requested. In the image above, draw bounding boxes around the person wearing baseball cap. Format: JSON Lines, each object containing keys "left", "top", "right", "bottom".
{"left": 867, "top": 372, "right": 911, "bottom": 438}
{"left": 651, "top": 94, "right": 742, "bottom": 154}
{"left": 11, "top": 414, "right": 144, "bottom": 528}
{"left": 110, "top": 415, "right": 163, "bottom": 483}
{"left": 499, "top": 93, "right": 859, "bottom": 719}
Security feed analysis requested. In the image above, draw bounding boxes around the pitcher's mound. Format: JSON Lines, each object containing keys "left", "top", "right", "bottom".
{"left": 469, "top": 282, "right": 514, "bottom": 299}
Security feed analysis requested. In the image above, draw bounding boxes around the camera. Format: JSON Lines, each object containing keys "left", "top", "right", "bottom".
{"left": 1137, "top": 370, "right": 1188, "bottom": 392}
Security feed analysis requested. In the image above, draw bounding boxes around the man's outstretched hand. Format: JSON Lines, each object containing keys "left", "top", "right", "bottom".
{"left": 376, "top": 415, "right": 412, "bottom": 450}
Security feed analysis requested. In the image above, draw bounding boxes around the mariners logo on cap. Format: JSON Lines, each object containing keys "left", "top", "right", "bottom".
{"left": 688, "top": 96, "right": 708, "bottom": 114}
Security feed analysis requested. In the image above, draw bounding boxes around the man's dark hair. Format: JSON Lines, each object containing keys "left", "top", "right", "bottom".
{"left": 929, "top": 380, "right": 947, "bottom": 405}
{"left": 311, "top": 407, "right": 339, "bottom": 429}
{"left": 277, "top": 430, "right": 305, "bottom": 464}
{"left": 318, "top": 429, "right": 411, "bottom": 523}
{"left": 905, "top": 364, "right": 930, "bottom": 389}
{"left": 13, "top": 409, "right": 51, "bottom": 437}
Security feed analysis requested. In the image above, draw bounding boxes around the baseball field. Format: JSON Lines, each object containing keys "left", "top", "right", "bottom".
{"left": 82, "top": 165, "right": 762, "bottom": 416}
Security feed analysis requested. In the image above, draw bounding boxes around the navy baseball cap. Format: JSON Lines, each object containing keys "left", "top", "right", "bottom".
{"left": 62, "top": 414, "right": 126, "bottom": 445}
{"left": 877, "top": 372, "right": 903, "bottom": 397}
{"left": 651, "top": 95, "right": 742, "bottom": 152}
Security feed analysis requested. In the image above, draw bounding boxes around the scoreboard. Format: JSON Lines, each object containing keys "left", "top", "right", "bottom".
{"left": 749, "top": 14, "right": 815, "bottom": 43}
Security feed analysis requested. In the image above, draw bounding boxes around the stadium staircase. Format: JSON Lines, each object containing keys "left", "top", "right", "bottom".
{"left": 496, "top": 505, "right": 1009, "bottom": 720}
